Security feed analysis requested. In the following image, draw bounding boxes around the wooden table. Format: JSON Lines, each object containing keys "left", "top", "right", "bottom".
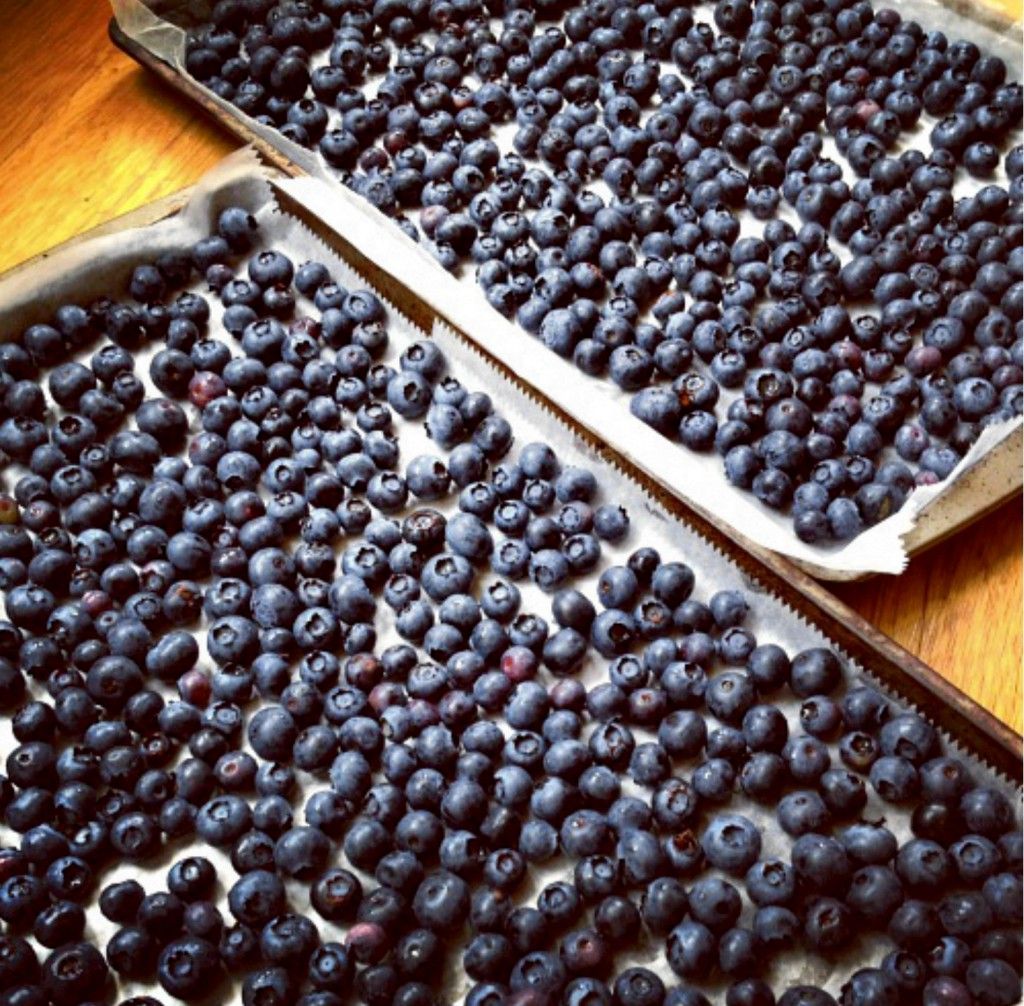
{"left": 2, "top": 0, "right": 1021, "bottom": 731}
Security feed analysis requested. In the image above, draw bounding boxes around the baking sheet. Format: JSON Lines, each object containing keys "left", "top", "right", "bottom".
{"left": 0, "top": 149, "right": 1019, "bottom": 1003}
{"left": 111, "top": 0, "right": 1024, "bottom": 577}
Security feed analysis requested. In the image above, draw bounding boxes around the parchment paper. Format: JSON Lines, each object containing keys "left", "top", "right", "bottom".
{"left": 111, "top": 0, "right": 1024, "bottom": 576}
{"left": 0, "top": 150, "right": 1018, "bottom": 1005}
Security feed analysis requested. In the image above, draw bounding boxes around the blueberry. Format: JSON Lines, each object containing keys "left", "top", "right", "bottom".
{"left": 593, "top": 505, "right": 630, "bottom": 542}
{"left": 228, "top": 869, "right": 285, "bottom": 928}
{"left": 530, "top": 548, "right": 570, "bottom": 592}
{"left": 744, "top": 644, "right": 789, "bottom": 691}
{"left": 273, "top": 826, "right": 330, "bottom": 880}
{"left": 33, "top": 900, "right": 85, "bottom": 949}
{"left": 598, "top": 566, "right": 639, "bottom": 610}
{"left": 106, "top": 924, "right": 158, "bottom": 981}
{"left": 560, "top": 810, "right": 611, "bottom": 858}
{"left": 218, "top": 206, "right": 259, "bottom": 251}
{"left": 156, "top": 936, "right": 222, "bottom": 1000}
{"left": 888, "top": 896, "right": 943, "bottom": 952}
{"left": 961, "top": 787, "right": 1015, "bottom": 837}
{"left": 706, "top": 671, "right": 758, "bottom": 723}
{"left": 310, "top": 868, "right": 361, "bottom": 924}
{"left": 243, "top": 967, "right": 296, "bottom": 1006}
{"left": 683, "top": 809, "right": 751, "bottom": 876}
{"left": 919, "top": 975, "right": 973, "bottom": 1006}
{"left": 509, "top": 950, "right": 567, "bottom": 1001}
{"left": 687, "top": 876, "right": 742, "bottom": 935}
{"left": 590, "top": 609, "right": 637, "bottom": 657}
{"left": 948, "top": 834, "right": 1002, "bottom": 884}
{"left": 613, "top": 967, "right": 665, "bottom": 1006}
{"left": 736, "top": 752, "right": 785, "bottom": 802}
{"left": 41, "top": 942, "right": 108, "bottom": 1006}
{"left": 983, "top": 873, "right": 1023, "bottom": 923}
{"left": 965, "top": 959, "right": 1021, "bottom": 1006}
{"left": 727, "top": 979, "right": 775, "bottom": 1006}
{"left": 614, "top": 829, "right": 664, "bottom": 887}
{"left": 412, "top": 871, "right": 469, "bottom": 935}
{"left": 742, "top": 705, "right": 789, "bottom": 753}
{"left": 666, "top": 919, "right": 716, "bottom": 980}
{"left": 777, "top": 790, "right": 830, "bottom": 837}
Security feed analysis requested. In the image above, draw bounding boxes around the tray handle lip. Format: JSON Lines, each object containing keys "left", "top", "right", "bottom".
{"left": 109, "top": 15, "right": 139, "bottom": 51}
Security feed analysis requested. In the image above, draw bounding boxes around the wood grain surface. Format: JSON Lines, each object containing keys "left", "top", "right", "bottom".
{"left": 0, "top": 0, "right": 1021, "bottom": 731}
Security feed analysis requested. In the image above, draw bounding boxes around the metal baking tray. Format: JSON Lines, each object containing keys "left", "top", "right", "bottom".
{"left": 0, "top": 160, "right": 1020, "bottom": 1005}
{"left": 107, "top": 1, "right": 1024, "bottom": 581}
